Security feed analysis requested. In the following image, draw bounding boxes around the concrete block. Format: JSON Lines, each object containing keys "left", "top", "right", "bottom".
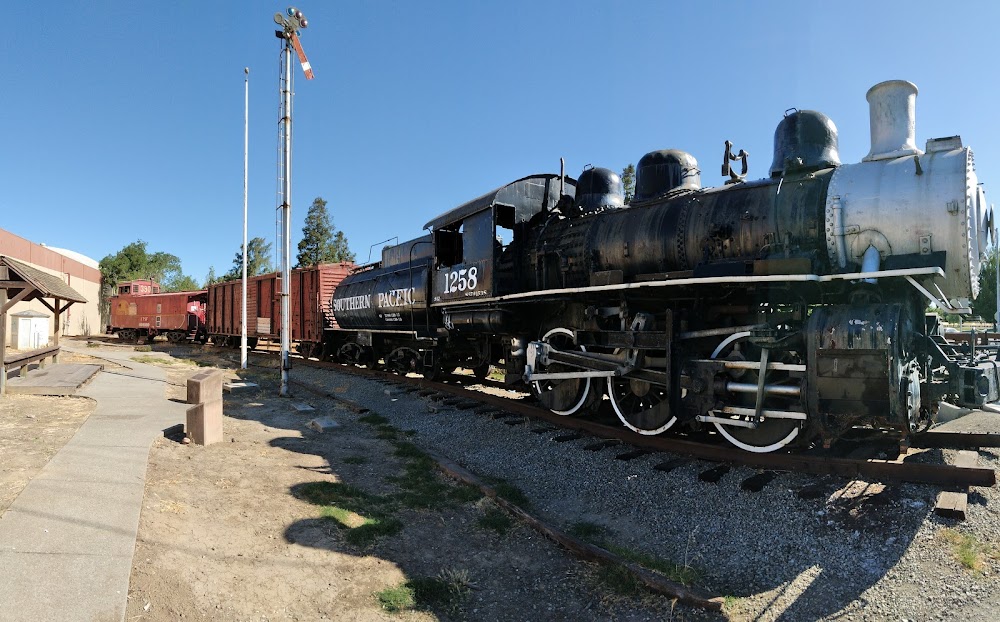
{"left": 186, "top": 400, "right": 223, "bottom": 446}
{"left": 187, "top": 370, "right": 223, "bottom": 405}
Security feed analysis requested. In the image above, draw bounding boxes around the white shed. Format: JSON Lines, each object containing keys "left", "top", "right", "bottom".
{"left": 10, "top": 310, "right": 50, "bottom": 350}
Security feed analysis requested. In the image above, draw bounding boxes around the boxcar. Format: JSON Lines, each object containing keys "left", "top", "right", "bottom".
{"left": 205, "top": 262, "right": 354, "bottom": 356}
{"left": 108, "top": 281, "right": 208, "bottom": 343}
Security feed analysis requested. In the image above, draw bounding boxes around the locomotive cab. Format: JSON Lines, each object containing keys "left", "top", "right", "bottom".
{"left": 425, "top": 173, "right": 576, "bottom": 303}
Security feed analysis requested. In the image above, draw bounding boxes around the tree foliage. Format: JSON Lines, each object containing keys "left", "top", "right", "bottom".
{"left": 98, "top": 240, "right": 198, "bottom": 324}
{"left": 621, "top": 163, "right": 636, "bottom": 204}
{"left": 224, "top": 237, "right": 273, "bottom": 281}
{"left": 974, "top": 246, "right": 998, "bottom": 326}
{"left": 295, "top": 197, "right": 355, "bottom": 267}
{"left": 169, "top": 274, "right": 201, "bottom": 292}
{"left": 203, "top": 266, "right": 220, "bottom": 288}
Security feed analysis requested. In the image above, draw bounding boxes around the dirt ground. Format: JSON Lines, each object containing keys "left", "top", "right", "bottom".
{"left": 124, "top": 348, "right": 688, "bottom": 621}
{"left": 0, "top": 394, "right": 94, "bottom": 514}
{"left": 0, "top": 347, "right": 114, "bottom": 514}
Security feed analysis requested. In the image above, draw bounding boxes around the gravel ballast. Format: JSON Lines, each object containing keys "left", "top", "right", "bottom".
{"left": 295, "top": 365, "right": 1000, "bottom": 621}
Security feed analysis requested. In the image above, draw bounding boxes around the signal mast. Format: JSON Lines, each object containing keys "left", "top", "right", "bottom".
{"left": 273, "top": 6, "right": 314, "bottom": 396}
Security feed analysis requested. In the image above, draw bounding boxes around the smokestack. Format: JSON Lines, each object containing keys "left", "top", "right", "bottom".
{"left": 863, "top": 80, "right": 922, "bottom": 162}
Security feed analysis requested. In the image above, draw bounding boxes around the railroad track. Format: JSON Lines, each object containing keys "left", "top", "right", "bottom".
{"left": 285, "top": 357, "right": 998, "bottom": 492}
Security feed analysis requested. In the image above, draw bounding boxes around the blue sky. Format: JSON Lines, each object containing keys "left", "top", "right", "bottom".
{"left": 3, "top": 1, "right": 999, "bottom": 283}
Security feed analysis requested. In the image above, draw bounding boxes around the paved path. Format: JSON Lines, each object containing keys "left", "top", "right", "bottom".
{"left": 0, "top": 349, "right": 186, "bottom": 622}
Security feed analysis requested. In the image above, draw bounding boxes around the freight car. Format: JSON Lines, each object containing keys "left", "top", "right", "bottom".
{"left": 328, "top": 80, "right": 1000, "bottom": 453}
{"left": 108, "top": 280, "right": 208, "bottom": 343}
{"left": 206, "top": 262, "right": 353, "bottom": 356}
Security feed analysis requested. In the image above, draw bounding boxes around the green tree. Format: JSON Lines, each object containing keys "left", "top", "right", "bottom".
{"left": 975, "top": 246, "right": 998, "bottom": 326}
{"left": 99, "top": 241, "right": 193, "bottom": 323}
{"left": 331, "top": 230, "right": 355, "bottom": 263}
{"left": 204, "top": 266, "right": 220, "bottom": 288}
{"left": 166, "top": 274, "right": 201, "bottom": 292}
{"left": 622, "top": 163, "right": 636, "bottom": 204}
{"left": 224, "top": 237, "right": 273, "bottom": 280}
{"left": 295, "top": 197, "right": 356, "bottom": 267}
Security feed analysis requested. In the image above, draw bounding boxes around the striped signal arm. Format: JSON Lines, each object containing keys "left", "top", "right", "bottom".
{"left": 289, "top": 32, "right": 314, "bottom": 80}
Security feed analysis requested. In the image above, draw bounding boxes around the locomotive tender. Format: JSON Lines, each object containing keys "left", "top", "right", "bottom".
{"left": 330, "top": 80, "right": 999, "bottom": 453}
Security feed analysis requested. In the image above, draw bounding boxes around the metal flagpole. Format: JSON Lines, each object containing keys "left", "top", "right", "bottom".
{"left": 241, "top": 67, "right": 249, "bottom": 370}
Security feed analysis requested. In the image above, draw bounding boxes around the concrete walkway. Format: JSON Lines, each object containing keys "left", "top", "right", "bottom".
{"left": 0, "top": 349, "right": 186, "bottom": 622}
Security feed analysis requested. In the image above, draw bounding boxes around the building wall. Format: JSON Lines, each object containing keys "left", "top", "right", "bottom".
{"left": 1, "top": 228, "right": 102, "bottom": 346}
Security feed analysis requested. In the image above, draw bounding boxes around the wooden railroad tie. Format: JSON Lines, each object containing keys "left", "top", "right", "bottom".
{"left": 934, "top": 450, "right": 979, "bottom": 521}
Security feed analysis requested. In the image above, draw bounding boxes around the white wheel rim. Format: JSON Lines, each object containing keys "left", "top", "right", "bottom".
{"left": 607, "top": 377, "right": 676, "bottom": 435}
{"left": 709, "top": 331, "right": 801, "bottom": 453}
{"left": 533, "top": 327, "right": 592, "bottom": 416}
{"left": 711, "top": 420, "right": 799, "bottom": 453}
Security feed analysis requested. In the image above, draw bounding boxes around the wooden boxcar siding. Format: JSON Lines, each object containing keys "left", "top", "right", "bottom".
{"left": 206, "top": 263, "right": 354, "bottom": 342}
{"left": 110, "top": 292, "right": 203, "bottom": 331}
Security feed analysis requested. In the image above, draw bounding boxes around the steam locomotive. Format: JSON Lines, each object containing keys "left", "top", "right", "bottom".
{"left": 329, "top": 80, "right": 999, "bottom": 453}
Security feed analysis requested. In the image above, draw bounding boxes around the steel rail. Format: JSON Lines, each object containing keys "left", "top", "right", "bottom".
{"left": 294, "top": 358, "right": 997, "bottom": 489}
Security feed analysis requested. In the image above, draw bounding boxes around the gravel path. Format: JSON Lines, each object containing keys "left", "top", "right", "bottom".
{"left": 294, "top": 365, "right": 1000, "bottom": 621}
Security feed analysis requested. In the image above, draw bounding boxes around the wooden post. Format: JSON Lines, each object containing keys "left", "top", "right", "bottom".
{"left": 53, "top": 297, "right": 61, "bottom": 364}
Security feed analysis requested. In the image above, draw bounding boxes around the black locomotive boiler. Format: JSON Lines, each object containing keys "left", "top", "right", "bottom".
{"left": 330, "top": 80, "right": 999, "bottom": 453}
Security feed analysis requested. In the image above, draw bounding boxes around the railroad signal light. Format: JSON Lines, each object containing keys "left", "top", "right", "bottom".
{"left": 274, "top": 6, "right": 313, "bottom": 78}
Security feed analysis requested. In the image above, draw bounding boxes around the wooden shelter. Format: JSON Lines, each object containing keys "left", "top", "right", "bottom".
{"left": 1, "top": 255, "right": 88, "bottom": 395}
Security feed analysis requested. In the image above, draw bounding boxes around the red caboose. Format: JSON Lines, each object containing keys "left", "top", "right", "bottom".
{"left": 109, "top": 280, "right": 208, "bottom": 343}
{"left": 205, "top": 262, "right": 353, "bottom": 356}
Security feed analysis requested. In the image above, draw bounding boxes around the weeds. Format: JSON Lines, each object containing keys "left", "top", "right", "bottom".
{"left": 342, "top": 455, "right": 367, "bottom": 465}
{"left": 940, "top": 528, "right": 994, "bottom": 572}
{"left": 448, "top": 484, "right": 481, "bottom": 503}
{"left": 358, "top": 414, "right": 389, "bottom": 425}
{"left": 375, "top": 427, "right": 399, "bottom": 441}
{"left": 477, "top": 508, "right": 513, "bottom": 534}
{"left": 344, "top": 517, "right": 403, "bottom": 546}
{"left": 375, "top": 585, "right": 415, "bottom": 612}
{"left": 568, "top": 521, "right": 605, "bottom": 540}
{"left": 596, "top": 564, "right": 644, "bottom": 596}
{"left": 375, "top": 570, "right": 473, "bottom": 613}
{"left": 480, "top": 477, "right": 531, "bottom": 507}
{"left": 393, "top": 442, "right": 427, "bottom": 460}
{"left": 571, "top": 521, "right": 702, "bottom": 589}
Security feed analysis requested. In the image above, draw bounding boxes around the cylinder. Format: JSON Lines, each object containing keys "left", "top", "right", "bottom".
{"left": 864, "top": 80, "right": 921, "bottom": 162}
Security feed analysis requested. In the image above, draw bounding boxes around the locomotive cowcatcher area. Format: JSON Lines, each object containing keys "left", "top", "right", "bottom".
{"left": 1, "top": 337, "right": 998, "bottom": 621}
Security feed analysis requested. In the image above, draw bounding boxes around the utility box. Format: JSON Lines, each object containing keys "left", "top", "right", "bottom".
{"left": 10, "top": 310, "right": 50, "bottom": 350}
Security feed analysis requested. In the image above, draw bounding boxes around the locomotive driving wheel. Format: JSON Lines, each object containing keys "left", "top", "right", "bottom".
{"left": 530, "top": 327, "right": 597, "bottom": 416}
{"left": 708, "top": 332, "right": 802, "bottom": 453}
{"left": 608, "top": 371, "right": 675, "bottom": 435}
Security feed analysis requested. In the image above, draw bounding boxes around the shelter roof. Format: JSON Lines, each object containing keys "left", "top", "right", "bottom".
{"left": 0, "top": 256, "right": 88, "bottom": 304}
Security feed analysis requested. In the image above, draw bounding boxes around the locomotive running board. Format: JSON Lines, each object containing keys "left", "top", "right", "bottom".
{"left": 431, "top": 267, "right": 946, "bottom": 307}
